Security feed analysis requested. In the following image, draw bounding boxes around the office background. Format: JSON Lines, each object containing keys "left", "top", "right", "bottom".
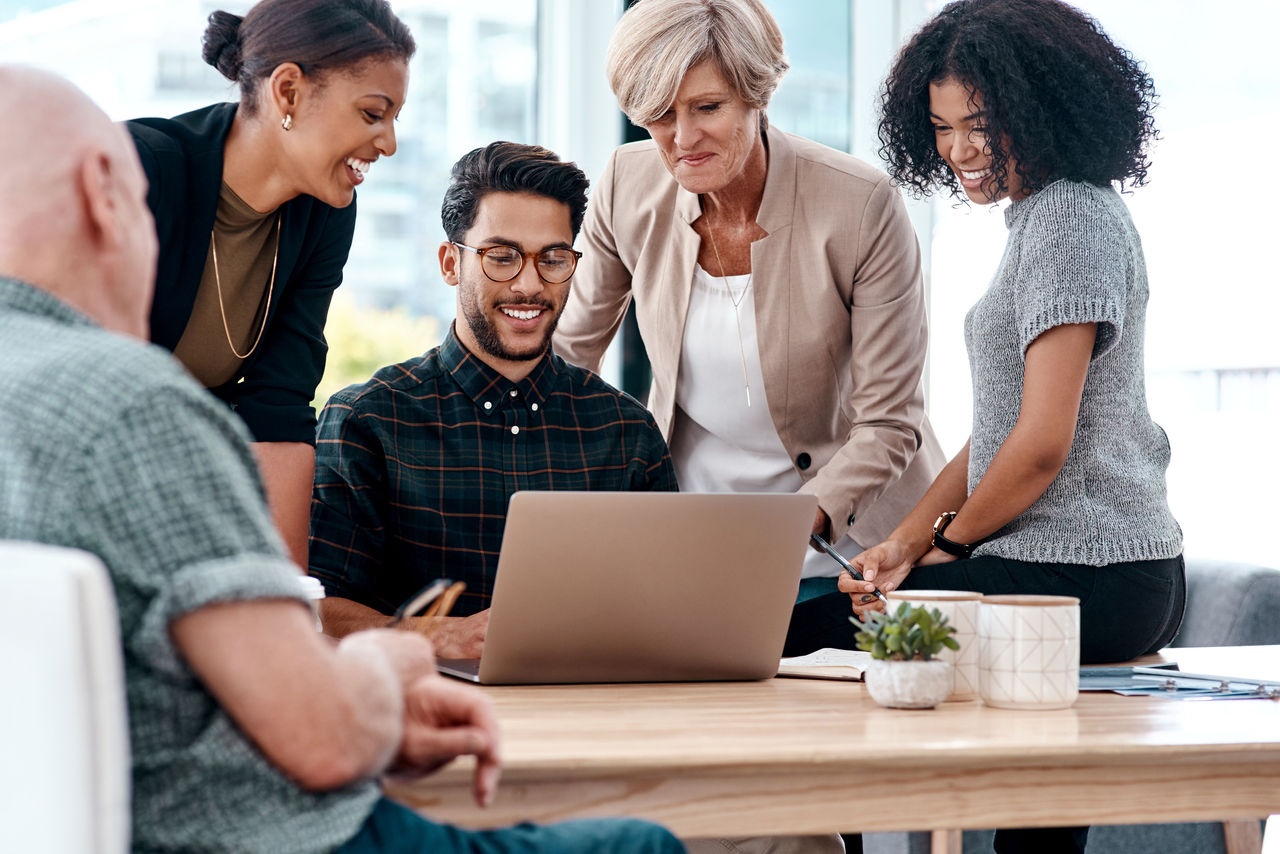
{"left": 2, "top": 0, "right": 1274, "bottom": 567}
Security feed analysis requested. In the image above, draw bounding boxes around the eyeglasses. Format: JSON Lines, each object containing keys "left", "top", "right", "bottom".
{"left": 453, "top": 242, "right": 582, "bottom": 285}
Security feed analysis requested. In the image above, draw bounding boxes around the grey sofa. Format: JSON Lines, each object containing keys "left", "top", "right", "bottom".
{"left": 862, "top": 557, "right": 1280, "bottom": 854}
{"left": 1170, "top": 558, "right": 1280, "bottom": 649}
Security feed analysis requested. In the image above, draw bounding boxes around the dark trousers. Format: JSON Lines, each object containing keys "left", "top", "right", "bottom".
{"left": 785, "top": 554, "right": 1186, "bottom": 664}
{"left": 337, "top": 797, "right": 685, "bottom": 854}
{"left": 785, "top": 554, "right": 1186, "bottom": 854}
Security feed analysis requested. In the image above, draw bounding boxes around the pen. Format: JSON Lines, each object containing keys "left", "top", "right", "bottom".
{"left": 809, "top": 533, "right": 889, "bottom": 606}
{"left": 388, "top": 578, "right": 455, "bottom": 628}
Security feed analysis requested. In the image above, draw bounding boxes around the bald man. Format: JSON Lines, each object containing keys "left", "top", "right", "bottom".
{"left": 0, "top": 66, "right": 684, "bottom": 854}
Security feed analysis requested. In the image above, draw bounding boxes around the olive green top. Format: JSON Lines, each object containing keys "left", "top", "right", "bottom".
{"left": 173, "top": 182, "right": 279, "bottom": 388}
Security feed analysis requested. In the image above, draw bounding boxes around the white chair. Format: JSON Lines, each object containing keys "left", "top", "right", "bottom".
{"left": 0, "top": 541, "right": 130, "bottom": 854}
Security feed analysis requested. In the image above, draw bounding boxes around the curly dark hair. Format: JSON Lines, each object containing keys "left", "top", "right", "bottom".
{"left": 878, "top": 0, "right": 1157, "bottom": 200}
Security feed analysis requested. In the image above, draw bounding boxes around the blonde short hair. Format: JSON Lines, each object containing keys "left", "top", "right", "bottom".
{"left": 607, "top": 0, "right": 789, "bottom": 127}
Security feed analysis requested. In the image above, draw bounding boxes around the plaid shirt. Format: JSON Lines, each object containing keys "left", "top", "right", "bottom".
{"left": 309, "top": 326, "right": 677, "bottom": 616}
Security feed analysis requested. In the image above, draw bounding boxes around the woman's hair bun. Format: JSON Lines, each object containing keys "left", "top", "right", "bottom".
{"left": 201, "top": 10, "right": 245, "bottom": 81}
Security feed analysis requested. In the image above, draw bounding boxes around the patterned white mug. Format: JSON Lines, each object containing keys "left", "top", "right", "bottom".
{"left": 886, "top": 589, "right": 982, "bottom": 701}
{"left": 979, "top": 594, "right": 1080, "bottom": 710}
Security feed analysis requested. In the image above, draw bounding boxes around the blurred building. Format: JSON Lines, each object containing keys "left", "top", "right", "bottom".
{"left": 0, "top": 0, "right": 537, "bottom": 321}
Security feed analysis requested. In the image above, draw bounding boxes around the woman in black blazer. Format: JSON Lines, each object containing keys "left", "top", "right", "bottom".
{"left": 128, "top": 0, "right": 414, "bottom": 564}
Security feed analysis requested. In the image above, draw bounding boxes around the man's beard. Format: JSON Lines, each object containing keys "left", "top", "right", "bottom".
{"left": 461, "top": 293, "right": 561, "bottom": 363}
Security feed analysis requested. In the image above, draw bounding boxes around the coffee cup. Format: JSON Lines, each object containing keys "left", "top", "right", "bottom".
{"left": 297, "top": 575, "right": 326, "bottom": 632}
{"left": 886, "top": 589, "right": 982, "bottom": 701}
{"left": 978, "top": 594, "right": 1080, "bottom": 710}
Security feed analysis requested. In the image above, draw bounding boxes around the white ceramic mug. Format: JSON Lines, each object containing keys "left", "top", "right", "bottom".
{"left": 978, "top": 594, "right": 1080, "bottom": 710}
{"left": 886, "top": 589, "right": 982, "bottom": 701}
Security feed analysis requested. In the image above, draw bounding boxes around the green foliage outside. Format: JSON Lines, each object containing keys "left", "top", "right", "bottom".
{"left": 312, "top": 295, "right": 442, "bottom": 409}
{"left": 853, "top": 602, "right": 960, "bottom": 662}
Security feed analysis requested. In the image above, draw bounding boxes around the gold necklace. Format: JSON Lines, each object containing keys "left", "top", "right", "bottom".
{"left": 706, "top": 222, "right": 752, "bottom": 407}
{"left": 210, "top": 212, "right": 280, "bottom": 361}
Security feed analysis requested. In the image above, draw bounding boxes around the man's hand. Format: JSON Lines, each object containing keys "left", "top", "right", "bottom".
{"left": 427, "top": 610, "right": 490, "bottom": 659}
{"left": 393, "top": 675, "right": 502, "bottom": 807}
{"left": 344, "top": 628, "right": 437, "bottom": 688}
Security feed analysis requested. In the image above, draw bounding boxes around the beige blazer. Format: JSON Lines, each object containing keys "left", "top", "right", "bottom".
{"left": 554, "top": 126, "right": 946, "bottom": 546}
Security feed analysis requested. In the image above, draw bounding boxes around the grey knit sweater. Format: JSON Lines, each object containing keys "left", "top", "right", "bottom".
{"left": 964, "top": 180, "right": 1182, "bottom": 566}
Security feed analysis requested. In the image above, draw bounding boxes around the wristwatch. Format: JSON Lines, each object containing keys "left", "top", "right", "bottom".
{"left": 932, "top": 511, "right": 979, "bottom": 559}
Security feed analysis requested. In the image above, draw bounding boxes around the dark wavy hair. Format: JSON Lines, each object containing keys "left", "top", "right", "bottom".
{"left": 202, "top": 0, "right": 415, "bottom": 115}
{"left": 878, "top": 0, "right": 1157, "bottom": 200}
{"left": 441, "top": 142, "right": 590, "bottom": 243}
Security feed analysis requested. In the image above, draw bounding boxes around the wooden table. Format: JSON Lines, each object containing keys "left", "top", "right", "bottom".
{"left": 386, "top": 646, "right": 1280, "bottom": 839}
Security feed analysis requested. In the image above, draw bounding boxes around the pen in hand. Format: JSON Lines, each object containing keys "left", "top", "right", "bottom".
{"left": 809, "top": 533, "right": 889, "bottom": 607}
{"left": 388, "top": 578, "right": 456, "bottom": 629}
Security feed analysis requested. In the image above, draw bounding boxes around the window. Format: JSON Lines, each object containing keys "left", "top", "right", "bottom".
{"left": 768, "top": 1, "right": 852, "bottom": 153}
{"left": 7, "top": 0, "right": 1271, "bottom": 566}
{"left": 156, "top": 51, "right": 227, "bottom": 94}
{"left": 0, "top": 0, "right": 540, "bottom": 398}
{"left": 342, "top": 2, "right": 538, "bottom": 321}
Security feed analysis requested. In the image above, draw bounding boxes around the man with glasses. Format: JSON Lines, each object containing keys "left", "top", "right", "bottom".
{"left": 310, "top": 142, "right": 677, "bottom": 658}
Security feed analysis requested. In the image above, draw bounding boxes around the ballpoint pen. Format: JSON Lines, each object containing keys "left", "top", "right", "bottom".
{"left": 809, "top": 533, "right": 889, "bottom": 606}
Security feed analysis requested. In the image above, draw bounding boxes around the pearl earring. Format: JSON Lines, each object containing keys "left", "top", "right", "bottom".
{"left": 281, "top": 113, "right": 293, "bottom": 132}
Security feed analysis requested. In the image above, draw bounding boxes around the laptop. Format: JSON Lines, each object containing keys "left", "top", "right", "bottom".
{"left": 436, "top": 491, "right": 817, "bottom": 685}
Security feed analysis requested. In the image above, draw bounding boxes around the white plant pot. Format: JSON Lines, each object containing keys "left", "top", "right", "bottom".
{"left": 865, "top": 659, "right": 953, "bottom": 709}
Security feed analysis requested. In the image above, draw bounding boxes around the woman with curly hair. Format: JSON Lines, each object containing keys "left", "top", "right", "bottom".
{"left": 830, "top": 0, "right": 1183, "bottom": 704}
{"left": 827, "top": 4, "right": 1185, "bottom": 844}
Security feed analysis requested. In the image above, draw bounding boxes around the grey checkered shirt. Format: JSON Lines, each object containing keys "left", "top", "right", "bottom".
{"left": 0, "top": 278, "right": 377, "bottom": 852}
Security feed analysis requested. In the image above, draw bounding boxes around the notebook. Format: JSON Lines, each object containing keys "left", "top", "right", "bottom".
{"left": 436, "top": 491, "right": 817, "bottom": 685}
{"left": 777, "top": 648, "right": 871, "bottom": 682}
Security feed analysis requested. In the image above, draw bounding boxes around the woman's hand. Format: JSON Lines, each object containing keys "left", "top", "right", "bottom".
{"left": 842, "top": 542, "right": 960, "bottom": 619}
{"left": 840, "top": 540, "right": 913, "bottom": 619}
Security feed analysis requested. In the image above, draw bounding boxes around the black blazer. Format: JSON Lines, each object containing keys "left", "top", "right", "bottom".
{"left": 128, "top": 102, "right": 357, "bottom": 445}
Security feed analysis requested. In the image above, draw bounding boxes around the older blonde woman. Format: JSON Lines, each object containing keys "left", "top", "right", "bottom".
{"left": 555, "top": 0, "right": 945, "bottom": 617}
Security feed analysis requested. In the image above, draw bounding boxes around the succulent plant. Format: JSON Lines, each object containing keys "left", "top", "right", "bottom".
{"left": 852, "top": 602, "right": 959, "bottom": 661}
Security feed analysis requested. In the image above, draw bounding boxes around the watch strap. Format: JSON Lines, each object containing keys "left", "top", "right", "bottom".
{"left": 932, "top": 511, "right": 977, "bottom": 559}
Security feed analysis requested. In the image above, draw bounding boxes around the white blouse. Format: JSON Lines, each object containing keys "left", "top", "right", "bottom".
{"left": 670, "top": 264, "right": 860, "bottom": 579}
